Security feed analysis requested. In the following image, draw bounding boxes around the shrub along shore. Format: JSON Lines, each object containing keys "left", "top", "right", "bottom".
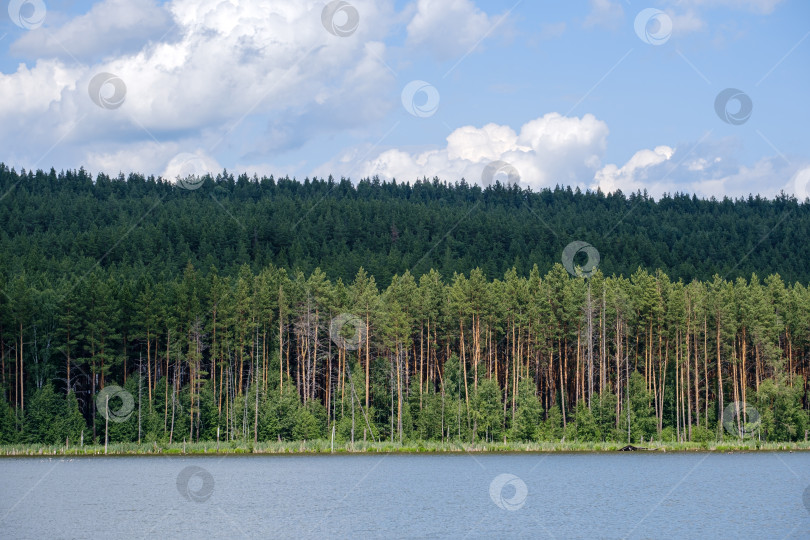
{"left": 3, "top": 439, "right": 810, "bottom": 457}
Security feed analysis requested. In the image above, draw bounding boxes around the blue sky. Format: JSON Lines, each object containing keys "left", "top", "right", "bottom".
{"left": 0, "top": 0, "right": 808, "bottom": 198}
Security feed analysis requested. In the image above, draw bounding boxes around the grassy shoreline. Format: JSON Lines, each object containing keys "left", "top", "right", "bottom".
{"left": 3, "top": 439, "right": 810, "bottom": 456}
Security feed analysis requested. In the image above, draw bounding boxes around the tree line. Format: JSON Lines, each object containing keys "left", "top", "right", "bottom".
{"left": 2, "top": 162, "right": 809, "bottom": 287}
{"left": 2, "top": 262, "right": 808, "bottom": 446}
{"left": 1, "top": 163, "right": 809, "bottom": 445}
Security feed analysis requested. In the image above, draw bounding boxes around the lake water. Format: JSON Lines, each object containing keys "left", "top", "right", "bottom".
{"left": 1, "top": 452, "right": 808, "bottom": 539}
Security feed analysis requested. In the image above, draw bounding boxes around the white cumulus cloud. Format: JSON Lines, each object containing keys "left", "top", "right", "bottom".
{"left": 10, "top": 0, "right": 173, "bottom": 62}
{"left": 789, "top": 166, "right": 810, "bottom": 201}
{"left": 593, "top": 146, "right": 675, "bottom": 194}
{"left": 317, "top": 113, "right": 610, "bottom": 190}
{"left": 677, "top": 0, "right": 784, "bottom": 14}
{"left": 406, "top": 0, "right": 505, "bottom": 60}
{"left": 0, "top": 0, "right": 398, "bottom": 176}
{"left": 592, "top": 138, "right": 809, "bottom": 200}
{"left": 583, "top": 0, "right": 624, "bottom": 30}
{"left": 658, "top": 0, "right": 785, "bottom": 38}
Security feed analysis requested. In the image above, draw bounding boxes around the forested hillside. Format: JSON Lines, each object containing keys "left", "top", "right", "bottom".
{"left": 2, "top": 163, "right": 809, "bottom": 285}
{"left": 1, "top": 163, "right": 809, "bottom": 446}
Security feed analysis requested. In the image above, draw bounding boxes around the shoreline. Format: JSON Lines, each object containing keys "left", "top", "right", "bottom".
{"left": 3, "top": 440, "right": 810, "bottom": 457}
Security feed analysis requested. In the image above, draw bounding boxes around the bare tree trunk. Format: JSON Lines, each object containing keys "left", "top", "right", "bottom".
{"left": 138, "top": 353, "right": 142, "bottom": 444}
{"left": 601, "top": 290, "right": 606, "bottom": 395}
{"left": 164, "top": 329, "right": 170, "bottom": 435}
{"left": 560, "top": 339, "right": 566, "bottom": 428}
{"left": 460, "top": 320, "right": 470, "bottom": 422}
{"left": 626, "top": 348, "right": 631, "bottom": 444}
{"left": 732, "top": 359, "right": 740, "bottom": 438}
{"left": 694, "top": 332, "right": 700, "bottom": 428}
{"left": 717, "top": 317, "right": 724, "bottom": 436}
{"left": 587, "top": 282, "right": 593, "bottom": 408}
{"left": 169, "top": 385, "right": 176, "bottom": 445}
{"left": 19, "top": 324, "right": 23, "bottom": 413}
{"left": 686, "top": 326, "right": 692, "bottom": 440}
{"left": 365, "top": 313, "right": 370, "bottom": 411}
{"left": 279, "top": 303, "right": 284, "bottom": 393}
{"left": 65, "top": 326, "right": 71, "bottom": 396}
{"left": 704, "top": 316, "right": 709, "bottom": 426}
{"left": 420, "top": 323, "right": 424, "bottom": 409}
{"left": 254, "top": 326, "right": 260, "bottom": 445}
{"left": 104, "top": 395, "right": 109, "bottom": 454}
{"left": 397, "top": 345, "right": 403, "bottom": 444}
{"left": 146, "top": 332, "right": 152, "bottom": 401}
{"left": 615, "top": 318, "right": 622, "bottom": 428}
{"left": 675, "top": 335, "right": 680, "bottom": 441}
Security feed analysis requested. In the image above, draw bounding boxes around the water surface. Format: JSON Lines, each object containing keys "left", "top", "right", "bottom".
{"left": 1, "top": 452, "right": 808, "bottom": 539}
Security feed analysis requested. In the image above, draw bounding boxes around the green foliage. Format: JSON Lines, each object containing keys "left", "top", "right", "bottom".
{"left": 572, "top": 401, "right": 600, "bottom": 442}
{"left": 413, "top": 389, "right": 444, "bottom": 441}
{"left": 510, "top": 380, "right": 543, "bottom": 442}
{"left": 617, "top": 372, "right": 657, "bottom": 443}
{"left": 293, "top": 402, "right": 325, "bottom": 441}
{"left": 62, "top": 392, "right": 87, "bottom": 444}
{"left": 592, "top": 392, "right": 617, "bottom": 442}
{"left": 2, "top": 165, "right": 810, "bottom": 447}
{"left": 139, "top": 403, "right": 163, "bottom": 443}
{"left": 24, "top": 384, "right": 86, "bottom": 445}
{"left": 660, "top": 427, "right": 676, "bottom": 442}
{"left": 691, "top": 425, "right": 714, "bottom": 443}
{"left": 0, "top": 397, "right": 18, "bottom": 444}
{"left": 103, "top": 377, "right": 139, "bottom": 443}
{"left": 539, "top": 404, "right": 564, "bottom": 441}
{"left": 755, "top": 378, "right": 808, "bottom": 442}
{"left": 472, "top": 378, "right": 502, "bottom": 442}
{"left": 3, "top": 165, "right": 808, "bottom": 285}
{"left": 443, "top": 354, "right": 465, "bottom": 400}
